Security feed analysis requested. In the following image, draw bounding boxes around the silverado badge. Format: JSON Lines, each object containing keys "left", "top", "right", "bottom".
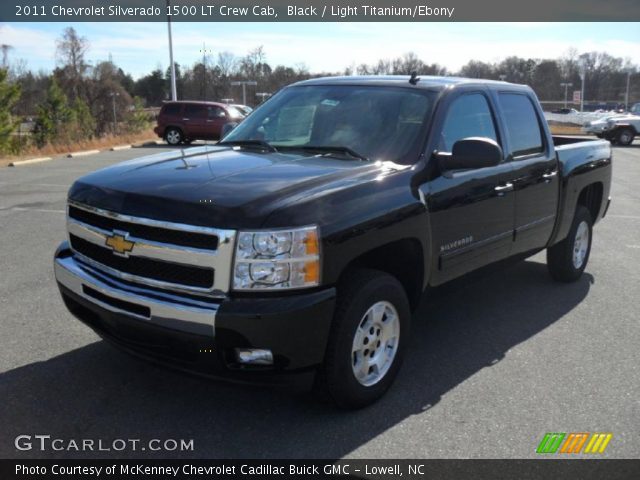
{"left": 105, "top": 232, "right": 135, "bottom": 257}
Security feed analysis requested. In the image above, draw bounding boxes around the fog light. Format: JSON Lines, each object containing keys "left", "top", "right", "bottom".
{"left": 235, "top": 348, "right": 274, "bottom": 365}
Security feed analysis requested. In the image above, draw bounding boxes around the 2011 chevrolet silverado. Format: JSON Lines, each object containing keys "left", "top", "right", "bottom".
{"left": 54, "top": 76, "right": 612, "bottom": 408}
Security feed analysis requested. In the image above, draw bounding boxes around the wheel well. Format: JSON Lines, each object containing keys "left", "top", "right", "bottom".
{"left": 342, "top": 239, "right": 424, "bottom": 311}
{"left": 615, "top": 125, "right": 637, "bottom": 134}
{"left": 577, "top": 182, "right": 603, "bottom": 222}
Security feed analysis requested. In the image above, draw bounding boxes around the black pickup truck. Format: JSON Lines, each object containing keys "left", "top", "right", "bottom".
{"left": 54, "top": 76, "right": 612, "bottom": 408}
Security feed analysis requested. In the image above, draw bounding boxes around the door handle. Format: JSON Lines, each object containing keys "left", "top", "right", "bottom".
{"left": 542, "top": 171, "right": 558, "bottom": 179}
{"left": 182, "top": 118, "right": 190, "bottom": 121}
{"left": 494, "top": 183, "right": 514, "bottom": 195}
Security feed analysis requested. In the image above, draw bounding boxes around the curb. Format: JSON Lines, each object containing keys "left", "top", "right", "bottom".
{"left": 137, "top": 140, "right": 164, "bottom": 147}
{"left": 110, "top": 145, "right": 132, "bottom": 151}
{"left": 8, "top": 157, "right": 53, "bottom": 167}
{"left": 67, "top": 149, "right": 100, "bottom": 158}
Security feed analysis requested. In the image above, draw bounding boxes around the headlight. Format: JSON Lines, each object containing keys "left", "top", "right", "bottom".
{"left": 233, "top": 226, "right": 320, "bottom": 290}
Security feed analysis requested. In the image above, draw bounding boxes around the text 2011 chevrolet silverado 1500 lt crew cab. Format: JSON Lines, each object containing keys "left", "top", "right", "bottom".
{"left": 54, "top": 76, "right": 612, "bottom": 408}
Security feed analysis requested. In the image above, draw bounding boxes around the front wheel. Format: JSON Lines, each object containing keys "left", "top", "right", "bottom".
{"left": 316, "top": 269, "right": 410, "bottom": 409}
{"left": 547, "top": 206, "right": 593, "bottom": 282}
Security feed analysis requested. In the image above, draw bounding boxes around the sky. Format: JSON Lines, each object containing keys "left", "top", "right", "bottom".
{"left": 1, "top": 22, "right": 639, "bottom": 78}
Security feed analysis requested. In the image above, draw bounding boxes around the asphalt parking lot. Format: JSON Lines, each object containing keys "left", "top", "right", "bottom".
{"left": 1, "top": 141, "right": 639, "bottom": 459}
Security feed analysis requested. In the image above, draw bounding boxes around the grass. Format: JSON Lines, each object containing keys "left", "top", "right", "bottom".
{"left": 1, "top": 129, "right": 158, "bottom": 167}
{"left": 548, "top": 123, "right": 585, "bottom": 136}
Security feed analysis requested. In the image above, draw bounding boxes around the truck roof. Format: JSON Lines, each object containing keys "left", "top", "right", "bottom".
{"left": 293, "top": 75, "right": 530, "bottom": 92}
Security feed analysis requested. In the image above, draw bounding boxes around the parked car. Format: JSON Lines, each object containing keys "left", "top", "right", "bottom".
{"left": 590, "top": 115, "right": 640, "bottom": 145}
{"left": 231, "top": 104, "right": 253, "bottom": 116}
{"left": 153, "top": 101, "right": 245, "bottom": 145}
{"left": 551, "top": 107, "right": 579, "bottom": 114}
{"left": 55, "top": 76, "right": 612, "bottom": 408}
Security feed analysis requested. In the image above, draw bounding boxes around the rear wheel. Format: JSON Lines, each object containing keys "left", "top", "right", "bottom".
{"left": 547, "top": 206, "right": 593, "bottom": 282}
{"left": 316, "top": 269, "right": 410, "bottom": 409}
{"left": 616, "top": 128, "right": 635, "bottom": 146}
{"left": 165, "top": 127, "right": 183, "bottom": 145}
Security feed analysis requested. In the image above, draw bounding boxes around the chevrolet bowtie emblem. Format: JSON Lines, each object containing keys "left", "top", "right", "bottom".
{"left": 105, "top": 232, "right": 135, "bottom": 256}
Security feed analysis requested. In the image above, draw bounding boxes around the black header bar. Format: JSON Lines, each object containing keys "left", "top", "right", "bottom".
{"left": 3, "top": 0, "right": 640, "bottom": 22}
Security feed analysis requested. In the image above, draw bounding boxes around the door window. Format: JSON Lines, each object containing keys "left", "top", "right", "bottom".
{"left": 184, "top": 104, "right": 207, "bottom": 118}
{"left": 207, "top": 106, "right": 227, "bottom": 119}
{"left": 439, "top": 94, "right": 498, "bottom": 152}
{"left": 498, "top": 93, "right": 544, "bottom": 157}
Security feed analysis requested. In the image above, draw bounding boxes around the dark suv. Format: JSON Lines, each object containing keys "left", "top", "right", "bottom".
{"left": 154, "top": 101, "right": 245, "bottom": 145}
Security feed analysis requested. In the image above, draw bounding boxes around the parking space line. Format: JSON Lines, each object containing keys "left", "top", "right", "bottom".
{"left": 0, "top": 207, "right": 65, "bottom": 214}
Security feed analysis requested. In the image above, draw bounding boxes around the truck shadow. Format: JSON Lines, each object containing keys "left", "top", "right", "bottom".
{"left": 0, "top": 259, "right": 592, "bottom": 459}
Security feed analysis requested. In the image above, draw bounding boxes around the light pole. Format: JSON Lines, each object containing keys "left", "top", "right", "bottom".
{"left": 256, "top": 92, "right": 271, "bottom": 103}
{"left": 230, "top": 81, "right": 257, "bottom": 105}
{"left": 109, "top": 92, "right": 120, "bottom": 133}
{"left": 499, "top": 74, "right": 507, "bottom": 81}
{"left": 166, "top": 0, "right": 177, "bottom": 101}
{"left": 560, "top": 82, "right": 573, "bottom": 108}
{"left": 625, "top": 70, "right": 632, "bottom": 111}
{"left": 579, "top": 62, "right": 586, "bottom": 112}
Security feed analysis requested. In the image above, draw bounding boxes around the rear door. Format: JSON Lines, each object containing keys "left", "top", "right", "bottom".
{"left": 424, "top": 89, "right": 516, "bottom": 284}
{"left": 496, "top": 92, "right": 559, "bottom": 254}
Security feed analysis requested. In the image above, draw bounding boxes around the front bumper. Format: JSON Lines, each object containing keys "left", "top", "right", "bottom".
{"left": 54, "top": 243, "right": 336, "bottom": 386}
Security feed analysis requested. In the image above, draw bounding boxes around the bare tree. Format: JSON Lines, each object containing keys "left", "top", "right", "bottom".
{"left": 217, "top": 51, "right": 237, "bottom": 78}
{"left": 56, "top": 27, "right": 90, "bottom": 99}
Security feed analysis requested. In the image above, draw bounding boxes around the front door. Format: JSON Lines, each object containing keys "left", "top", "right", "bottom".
{"left": 424, "top": 90, "right": 516, "bottom": 285}
{"left": 205, "top": 105, "right": 229, "bottom": 139}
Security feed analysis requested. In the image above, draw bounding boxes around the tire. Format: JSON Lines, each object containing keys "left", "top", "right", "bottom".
{"left": 316, "top": 269, "right": 411, "bottom": 409}
{"left": 165, "top": 127, "right": 183, "bottom": 145}
{"left": 547, "top": 206, "right": 593, "bottom": 282}
{"left": 615, "top": 128, "right": 635, "bottom": 146}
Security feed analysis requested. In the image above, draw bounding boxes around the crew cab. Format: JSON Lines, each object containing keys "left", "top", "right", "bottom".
{"left": 154, "top": 101, "right": 246, "bottom": 145}
{"left": 55, "top": 76, "right": 612, "bottom": 408}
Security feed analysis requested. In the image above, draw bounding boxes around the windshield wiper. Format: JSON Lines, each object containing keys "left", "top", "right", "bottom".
{"left": 278, "top": 145, "right": 369, "bottom": 162}
{"left": 218, "top": 139, "right": 278, "bottom": 153}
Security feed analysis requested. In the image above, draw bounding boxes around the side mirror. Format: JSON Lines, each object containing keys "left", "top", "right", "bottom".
{"left": 440, "top": 137, "right": 503, "bottom": 171}
{"left": 221, "top": 122, "right": 238, "bottom": 139}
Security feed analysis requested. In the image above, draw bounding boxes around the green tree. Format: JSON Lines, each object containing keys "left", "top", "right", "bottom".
{"left": 0, "top": 68, "right": 21, "bottom": 153}
{"left": 33, "top": 78, "right": 74, "bottom": 147}
{"left": 126, "top": 96, "right": 152, "bottom": 133}
{"left": 71, "top": 97, "right": 96, "bottom": 140}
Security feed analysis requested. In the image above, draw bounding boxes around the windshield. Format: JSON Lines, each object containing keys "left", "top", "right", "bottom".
{"left": 223, "top": 85, "right": 436, "bottom": 163}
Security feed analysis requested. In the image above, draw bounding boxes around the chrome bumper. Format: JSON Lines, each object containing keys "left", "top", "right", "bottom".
{"left": 54, "top": 254, "right": 219, "bottom": 337}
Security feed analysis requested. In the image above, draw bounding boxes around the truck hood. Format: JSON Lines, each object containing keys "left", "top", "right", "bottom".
{"left": 68, "top": 145, "right": 399, "bottom": 229}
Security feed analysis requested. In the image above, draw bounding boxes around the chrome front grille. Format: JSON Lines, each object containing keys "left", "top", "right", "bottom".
{"left": 66, "top": 201, "right": 236, "bottom": 295}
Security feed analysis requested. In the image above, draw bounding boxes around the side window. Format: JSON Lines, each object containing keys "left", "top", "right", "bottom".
{"left": 439, "top": 93, "right": 498, "bottom": 152}
{"left": 208, "top": 106, "right": 227, "bottom": 119}
{"left": 162, "top": 104, "right": 181, "bottom": 116}
{"left": 498, "top": 93, "right": 544, "bottom": 157}
{"left": 184, "top": 104, "right": 206, "bottom": 118}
